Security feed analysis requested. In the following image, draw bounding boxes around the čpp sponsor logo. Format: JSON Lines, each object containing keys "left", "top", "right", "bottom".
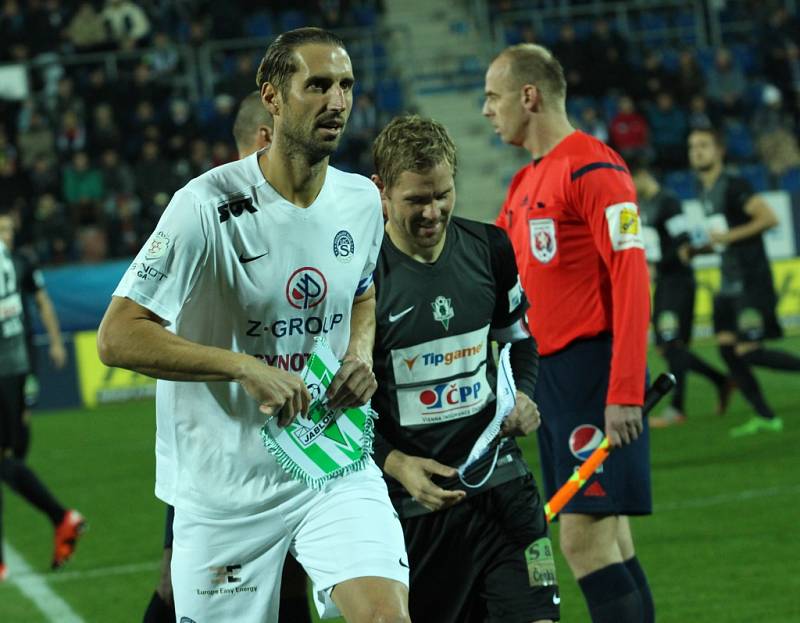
{"left": 418, "top": 381, "right": 482, "bottom": 413}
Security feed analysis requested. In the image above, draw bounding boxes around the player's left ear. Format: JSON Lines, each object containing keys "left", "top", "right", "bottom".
{"left": 521, "top": 84, "right": 540, "bottom": 112}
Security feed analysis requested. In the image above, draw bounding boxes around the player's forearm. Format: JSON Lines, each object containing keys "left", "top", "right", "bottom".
{"left": 36, "top": 293, "right": 64, "bottom": 345}
{"left": 97, "top": 316, "right": 249, "bottom": 382}
{"left": 346, "top": 289, "right": 376, "bottom": 364}
{"left": 723, "top": 217, "right": 776, "bottom": 244}
{"left": 608, "top": 251, "right": 650, "bottom": 405}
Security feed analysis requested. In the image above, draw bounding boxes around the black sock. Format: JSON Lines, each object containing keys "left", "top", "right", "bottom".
{"left": 685, "top": 350, "right": 727, "bottom": 387}
{"left": 0, "top": 457, "right": 66, "bottom": 525}
{"left": 663, "top": 343, "right": 690, "bottom": 411}
{"left": 625, "top": 557, "right": 654, "bottom": 623}
{"left": 13, "top": 420, "right": 30, "bottom": 460}
{"left": 719, "top": 345, "right": 775, "bottom": 420}
{"left": 742, "top": 347, "right": 800, "bottom": 371}
{"left": 143, "top": 590, "right": 174, "bottom": 623}
{"left": 578, "top": 562, "right": 644, "bottom": 623}
{"left": 279, "top": 596, "right": 312, "bottom": 623}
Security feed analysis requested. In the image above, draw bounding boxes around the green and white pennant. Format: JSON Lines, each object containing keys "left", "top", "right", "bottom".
{"left": 260, "top": 336, "right": 376, "bottom": 489}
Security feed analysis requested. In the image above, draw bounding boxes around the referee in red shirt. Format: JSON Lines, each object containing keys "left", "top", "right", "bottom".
{"left": 484, "top": 44, "right": 654, "bottom": 623}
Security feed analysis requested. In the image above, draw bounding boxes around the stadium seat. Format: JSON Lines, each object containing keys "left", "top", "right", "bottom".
{"left": 731, "top": 43, "right": 759, "bottom": 73}
{"left": 280, "top": 10, "right": 307, "bottom": 32}
{"left": 779, "top": 167, "right": 800, "bottom": 193}
{"left": 663, "top": 170, "right": 697, "bottom": 200}
{"left": 737, "top": 163, "right": 769, "bottom": 192}
{"left": 376, "top": 78, "right": 403, "bottom": 114}
{"left": 725, "top": 121, "right": 755, "bottom": 161}
{"left": 352, "top": 5, "right": 377, "bottom": 27}
{"left": 245, "top": 11, "right": 273, "bottom": 38}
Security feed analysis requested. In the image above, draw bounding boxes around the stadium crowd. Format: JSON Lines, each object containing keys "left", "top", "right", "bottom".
{"left": 1, "top": 0, "right": 798, "bottom": 267}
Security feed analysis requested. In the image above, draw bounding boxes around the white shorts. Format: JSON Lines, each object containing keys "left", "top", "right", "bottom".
{"left": 171, "top": 461, "right": 409, "bottom": 622}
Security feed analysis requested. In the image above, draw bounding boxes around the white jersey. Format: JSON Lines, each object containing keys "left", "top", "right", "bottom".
{"left": 113, "top": 151, "right": 383, "bottom": 517}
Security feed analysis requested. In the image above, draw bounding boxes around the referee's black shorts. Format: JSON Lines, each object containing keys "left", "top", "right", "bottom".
{"left": 402, "top": 474, "right": 560, "bottom": 623}
{"left": 0, "top": 374, "right": 25, "bottom": 451}
{"left": 653, "top": 272, "right": 696, "bottom": 346}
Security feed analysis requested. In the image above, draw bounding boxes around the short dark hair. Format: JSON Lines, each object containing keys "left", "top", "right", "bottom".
{"left": 232, "top": 90, "right": 273, "bottom": 152}
{"left": 373, "top": 115, "right": 457, "bottom": 190}
{"left": 256, "top": 27, "right": 346, "bottom": 96}
{"left": 689, "top": 125, "right": 726, "bottom": 149}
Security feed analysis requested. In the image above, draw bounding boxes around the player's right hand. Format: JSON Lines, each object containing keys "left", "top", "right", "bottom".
{"left": 605, "top": 404, "right": 643, "bottom": 447}
{"left": 236, "top": 357, "right": 311, "bottom": 427}
{"left": 384, "top": 451, "right": 466, "bottom": 512}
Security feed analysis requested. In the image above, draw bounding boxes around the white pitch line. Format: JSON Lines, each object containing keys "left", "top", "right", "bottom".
{"left": 3, "top": 542, "right": 85, "bottom": 623}
{"left": 9, "top": 560, "right": 160, "bottom": 584}
{"left": 655, "top": 483, "right": 800, "bottom": 512}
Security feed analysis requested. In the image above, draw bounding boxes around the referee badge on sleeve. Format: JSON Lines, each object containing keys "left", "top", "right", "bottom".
{"left": 605, "top": 202, "right": 644, "bottom": 252}
{"left": 529, "top": 218, "right": 557, "bottom": 264}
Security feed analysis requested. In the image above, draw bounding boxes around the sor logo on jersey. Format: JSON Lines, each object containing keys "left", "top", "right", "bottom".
{"left": 529, "top": 218, "right": 556, "bottom": 264}
{"left": 217, "top": 196, "right": 257, "bottom": 223}
{"left": 569, "top": 425, "right": 604, "bottom": 461}
{"left": 286, "top": 267, "right": 328, "bottom": 310}
{"left": 333, "top": 230, "right": 354, "bottom": 263}
{"left": 419, "top": 381, "right": 481, "bottom": 412}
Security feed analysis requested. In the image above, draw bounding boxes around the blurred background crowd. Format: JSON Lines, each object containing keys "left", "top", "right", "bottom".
{"left": 0, "top": 0, "right": 798, "bottom": 266}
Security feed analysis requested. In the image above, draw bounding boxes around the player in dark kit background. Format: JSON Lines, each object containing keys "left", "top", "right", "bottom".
{"left": 370, "top": 115, "right": 559, "bottom": 623}
{"left": 688, "top": 127, "right": 800, "bottom": 437}
{"left": 630, "top": 158, "right": 732, "bottom": 427}
{"left": 485, "top": 44, "right": 654, "bottom": 623}
{"left": 0, "top": 209, "right": 84, "bottom": 582}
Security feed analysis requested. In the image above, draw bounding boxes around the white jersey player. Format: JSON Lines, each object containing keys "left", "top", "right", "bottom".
{"left": 98, "top": 28, "right": 410, "bottom": 623}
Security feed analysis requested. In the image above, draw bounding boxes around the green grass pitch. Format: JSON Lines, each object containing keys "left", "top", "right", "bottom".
{"left": 2, "top": 337, "right": 799, "bottom": 622}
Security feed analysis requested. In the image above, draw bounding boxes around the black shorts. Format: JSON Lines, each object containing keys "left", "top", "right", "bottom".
{"left": 0, "top": 374, "right": 25, "bottom": 451}
{"left": 713, "top": 292, "right": 782, "bottom": 342}
{"left": 402, "top": 475, "right": 560, "bottom": 623}
{"left": 164, "top": 504, "right": 175, "bottom": 549}
{"left": 534, "top": 335, "right": 652, "bottom": 516}
{"left": 653, "top": 273, "right": 696, "bottom": 345}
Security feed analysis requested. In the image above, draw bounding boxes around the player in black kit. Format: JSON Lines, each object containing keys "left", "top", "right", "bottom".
{"left": 688, "top": 127, "right": 800, "bottom": 437}
{"left": 370, "top": 115, "right": 559, "bottom": 623}
{"left": 630, "top": 158, "right": 732, "bottom": 427}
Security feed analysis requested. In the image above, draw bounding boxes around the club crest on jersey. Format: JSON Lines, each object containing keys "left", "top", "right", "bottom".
{"left": 145, "top": 231, "right": 170, "bottom": 260}
{"left": 529, "top": 218, "right": 556, "bottom": 264}
{"left": 432, "top": 295, "right": 454, "bottom": 330}
{"left": 286, "top": 267, "right": 327, "bottom": 310}
{"left": 333, "top": 230, "right": 354, "bottom": 263}
{"left": 569, "top": 425, "right": 605, "bottom": 461}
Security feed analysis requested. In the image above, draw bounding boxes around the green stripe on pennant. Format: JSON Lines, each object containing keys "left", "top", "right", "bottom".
{"left": 307, "top": 354, "right": 331, "bottom": 383}
{"left": 342, "top": 408, "right": 366, "bottom": 432}
{"left": 287, "top": 429, "right": 339, "bottom": 474}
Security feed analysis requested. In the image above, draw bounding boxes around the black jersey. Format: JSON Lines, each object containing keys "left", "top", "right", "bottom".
{"left": 371, "top": 217, "right": 532, "bottom": 510}
{"left": 639, "top": 188, "right": 692, "bottom": 278}
{"left": 0, "top": 242, "right": 30, "bottom": 376}
{"left": 699, "top": 171, "right": 773, "bottom": 296}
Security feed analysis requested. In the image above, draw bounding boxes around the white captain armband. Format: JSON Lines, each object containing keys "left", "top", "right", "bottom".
{"left": 490, "top": 316, "right": 530, "bottom": 343}
{"left": 605, "top": 202, "right": 644, "bottom": 251}
{"left": 507, "top": 275, "right": 524, "bottom": 313}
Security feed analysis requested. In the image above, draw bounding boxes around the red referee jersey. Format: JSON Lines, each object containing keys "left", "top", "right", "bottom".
{"left": 496, "top": 131, "right": 650, "bottom": 406}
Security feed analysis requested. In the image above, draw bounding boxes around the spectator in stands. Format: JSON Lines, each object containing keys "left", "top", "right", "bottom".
{"left": 84, "top": 67, "right": 117, "bottom": 111}
{"left": 0, "top": 0, "right": 26, "bottom": 62}
{"left": 0, "top": 152, "right": 31, "bottom": 214}
{"left": 759, "top": 6, "right": 800, "bottom": 108}
{"left": 102, "top": 0, "right": 151, "bottom": 49}
{"left": 0, "top": 126, "right": 16, "bottom": 167}
{"left": 634, "top": 49, "right": 674, "bottom": 104}
{"left": 62, "top": 150, "right": 104, "bottom": 227}
{"left": 674, "top": 49, "right": 706, "bottom": 106}
{"left": 585, "top": 18, "right": 630, "bottom": 93}
{"left": 647, "top": 91, "right": 688, "bottom": 170}
{"left": 28, "top": 155, "right": 60, "bottom": 198}
{"left": 146, "top": 31, "right": 180, "bottom": 78}
{"left": 164, "top": 98, "right": 198, "bottom": 160}
{"left": 88, "top": 103, "right": 121, "bottom": 159}
{"left": 687, "top": 94, "right": 718, "bottom": 131}
{"left": 753, "top": 85, "right": 800, "bottom": 178}
{"left": 124, "top": 100, "right": 157, "bottom": 159}
{"left": 217, "top": 52, "right": 258, "bottom": 102}
{"left": 65, "top": 1, "right": 109, "bottom": 53}
{"left": 609, "top": 95, "right": 651, "bottom": 161}
{"left": 576, "top": 106, "right": 609, "bottom": 144}
{"left": 553, "top": 23, "right": 589, "bottom": 96}
{"left": 50, "top": 76, "right": 85, "bottom": 121}
{"left": 134, "top": 140, "right": 172, "bottom": 210}
{"left": 27, "top": 0, "right": 68, "bottom": 56}
{"left": 706, "top": 48, "right": 747, "bottom": 118}
{"left": 32, "top": 193, "right": 73, "bottom": 264}
{"left": 106, "top": 194, "right": 145, "bottom": 259}
{"left": 203, "top": 93, "right": 238, "bottom": 143}
{"left": 99, "top": 147, "right": 135, "bottom": 198}
{"left": 16, "top": 109, "right": 55, "bottom": 170}
{"left": 55, "top": 110, "right": 88, "bottom": 156}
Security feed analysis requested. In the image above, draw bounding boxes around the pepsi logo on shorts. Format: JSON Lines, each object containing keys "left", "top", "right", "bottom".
{"left": 568, "top": 424, "right": 604, "bottom": 461}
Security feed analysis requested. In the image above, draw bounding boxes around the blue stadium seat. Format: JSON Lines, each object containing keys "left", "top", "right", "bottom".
{"left": 376, "top": 78, "right": 403, "bottom": 114}
{"left": 245, "top": 11, "right": 273, "bottom": 37}
{"left": 566, "top": 96, "right": 598, "bottom": 121}
{"left": 280, "top": 10, "right": 307, "bottom": 32}
{"left": 779, "top": 167, "right": 800, "bottom": 193}
{"left": 731, "top": 43, "right": 759, "bottom": 73}
{"left": 660, "top": 48, "right": 680, "bottom": 72}
{"left": 352, "top": 5, "right": 377, "bottom": 27}
{"left": 638, "top": 12, "right": 668, "bottom": 43}
{"left": 725, "top": 121, "right": 755, "bottom": 161}
{"left": 737, "top": 163, "right": 769, "bottom": 192}
{"left": 663, "top": 170, "right": 697, "bottom": 200}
